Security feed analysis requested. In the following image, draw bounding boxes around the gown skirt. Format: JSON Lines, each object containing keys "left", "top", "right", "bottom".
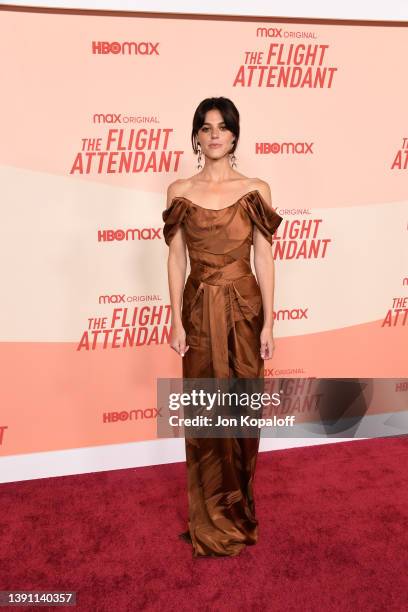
{"left": 162, "top": 189, "right": 283, "bottom": 558}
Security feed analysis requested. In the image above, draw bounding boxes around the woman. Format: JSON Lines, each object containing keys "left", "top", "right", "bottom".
{"left": 162, "top": 97, "right": 283, "bottom": 558}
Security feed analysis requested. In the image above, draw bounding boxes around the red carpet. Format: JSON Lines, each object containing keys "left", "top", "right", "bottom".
{"left": 1, "top": 436, "right": 408, "bottom": 611}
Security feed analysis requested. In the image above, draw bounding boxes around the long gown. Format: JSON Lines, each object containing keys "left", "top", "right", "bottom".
{"left": 162, "top": 189, "right": 283, "bottom": 558}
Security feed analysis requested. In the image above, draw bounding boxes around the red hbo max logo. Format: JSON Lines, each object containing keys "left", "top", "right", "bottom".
{"left": 91, "top": 41, "right": 159, "bottom": 55}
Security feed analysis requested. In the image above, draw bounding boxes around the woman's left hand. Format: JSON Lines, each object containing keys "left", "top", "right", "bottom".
{"left": 260, "top": 326, "right": 275, "bottom": 360}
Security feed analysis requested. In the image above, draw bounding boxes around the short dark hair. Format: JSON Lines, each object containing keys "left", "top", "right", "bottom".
{"left": 191, "top": 97, "right": 240, "bottom": 155}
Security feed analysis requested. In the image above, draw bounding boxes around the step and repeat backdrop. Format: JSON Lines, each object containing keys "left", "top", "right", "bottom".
{"left": 1, "top": 8, "right": 407, "bottom": 463}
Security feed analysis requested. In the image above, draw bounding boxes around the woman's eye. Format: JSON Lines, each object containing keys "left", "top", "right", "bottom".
{"left": 201, "top": 126, "right": 227, "bottom": 132}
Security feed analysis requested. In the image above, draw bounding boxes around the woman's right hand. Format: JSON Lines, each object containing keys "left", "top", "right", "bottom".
{"left": 170, "top": 323, "right": 190, "bottom": 357}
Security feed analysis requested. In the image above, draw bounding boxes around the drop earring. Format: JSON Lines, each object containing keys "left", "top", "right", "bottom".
{"left": 229, "top": 140, "right": 237, "bottom": 168}
{"left": 197, "top": 143, "right": 203, "bottom": 170}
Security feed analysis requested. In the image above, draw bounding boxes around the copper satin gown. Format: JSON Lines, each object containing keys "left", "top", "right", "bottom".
{"left": 162, "top": 189, "right": 283, "bottom": 558}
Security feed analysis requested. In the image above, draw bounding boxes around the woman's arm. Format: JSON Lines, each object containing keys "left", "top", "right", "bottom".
{"left": 165, "top": 182, "right": 189, "bottom": 356}
{"left": 253, "top": 182, "right": 277, "bottom": 360}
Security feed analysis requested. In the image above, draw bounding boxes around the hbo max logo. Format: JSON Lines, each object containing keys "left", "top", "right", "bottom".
{"left": 92, "top": 41, "right": 160, "bottom": 55}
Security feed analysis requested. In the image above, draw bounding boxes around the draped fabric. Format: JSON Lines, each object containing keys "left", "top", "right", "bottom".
{"left": 162, "top": 189, "right": 283, "bottom": 557}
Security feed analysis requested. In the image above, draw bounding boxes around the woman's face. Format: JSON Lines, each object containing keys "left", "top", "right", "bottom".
{"left": 197, "top": 109, "right": 235, "bottom": 160}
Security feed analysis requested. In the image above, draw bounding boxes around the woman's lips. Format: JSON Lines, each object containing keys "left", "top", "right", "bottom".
{"left": 209, "top": 144, "right": 222, "bottom": 148}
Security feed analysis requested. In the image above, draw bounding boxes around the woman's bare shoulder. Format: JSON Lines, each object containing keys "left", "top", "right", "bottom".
{"left": 251, "top": 178, "right": 273, "bottom": 207}
{"left": 165, "top": 178, "right": 193, "bottom": 208}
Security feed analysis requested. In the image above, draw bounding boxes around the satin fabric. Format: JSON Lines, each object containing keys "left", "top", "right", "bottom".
{"left": 162, "top": 189, "right": 283, "bottom": 557}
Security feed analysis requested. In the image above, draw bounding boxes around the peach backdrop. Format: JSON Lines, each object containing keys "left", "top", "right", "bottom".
{"left": 0, "top": 10, "right": 407, "bottom": 458}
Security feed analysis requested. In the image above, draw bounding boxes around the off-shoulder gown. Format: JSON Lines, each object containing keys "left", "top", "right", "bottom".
{"left": 162, "top": 189, "right": 283, "bottom": 558}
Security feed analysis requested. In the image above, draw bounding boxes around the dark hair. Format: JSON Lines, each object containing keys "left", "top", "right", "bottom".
{"left": 191, "top": 97, "right": 240, "bottom": 155}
